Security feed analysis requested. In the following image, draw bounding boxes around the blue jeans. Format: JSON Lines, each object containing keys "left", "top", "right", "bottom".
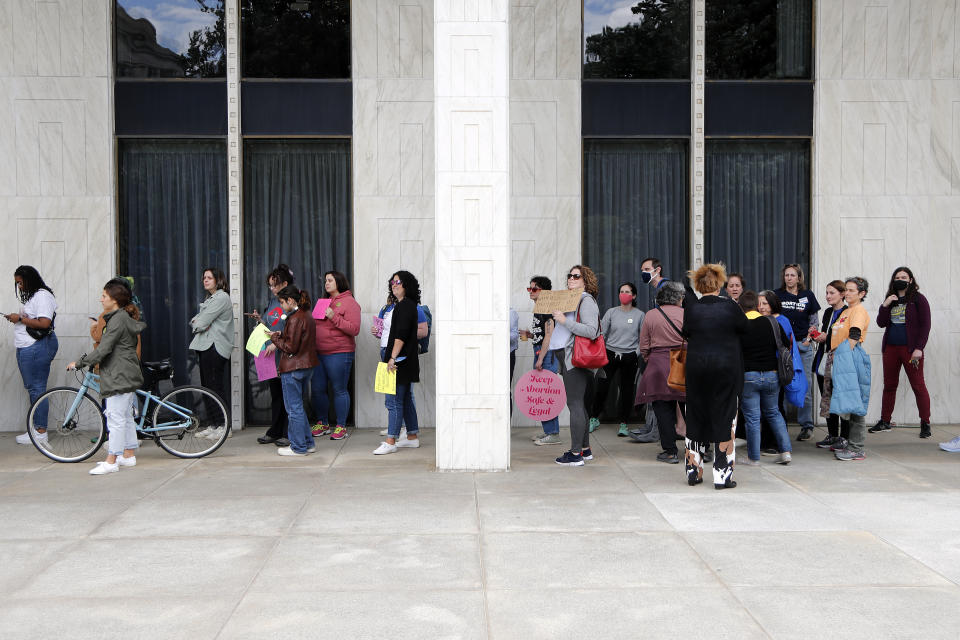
{"left": 16, "top": 334, "right": 59, "bottom": 430}
{"left": 387, "top": 383, "right": 418, "bottom": 439}
{"left": 743, "top": 370, "right": 792, "bottom": 460}
{"left": 797, "top": 343, "right": 815, "bottom": 429}
{"left": 280, "top": 368, "right": 315, "bottom": 454}
{"left": 533, "top": 344, "right": 560, "bottom": 435}
{"left": 381, "top": 348, "right": 416, "bottom": 426}
{"left": 311, "top": 352, "right": 354, "bottom": 426}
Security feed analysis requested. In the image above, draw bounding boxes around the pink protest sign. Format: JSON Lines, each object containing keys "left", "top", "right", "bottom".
{"left": 254, "top": 352, "right": 278, "bottom": 381}
{"left": 514, "top": 370, "right": 566, "bottom": 421}
{"left": 312, "top": 298, "right": 332, "bottom": 320}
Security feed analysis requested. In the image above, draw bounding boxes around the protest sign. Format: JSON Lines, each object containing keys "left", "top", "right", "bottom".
{"left": 514, "top": 369, "right": 566, "bottom": 421}
{"left": 532, "top": 289, "right": 582, "bottom": 315}
{"left": 245, "top": 323, "right": 272, "bottom": 356}
{"left": 375, "top": 361, "right": 396, "bottom": 395}
{"left": 312, "top": 298, "right": 332, "bottom": 320}
{"left": 254, "top": 352, "right": 277, "bottom": 381}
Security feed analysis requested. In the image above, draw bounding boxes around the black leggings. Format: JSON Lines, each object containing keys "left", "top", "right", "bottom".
{"left": 197, "top": 346, "right": 229, "bottom": 422}
{"left": 816, "top": 374, "right": 849, "bottom": 438}
{"left": 653, "top": 400, "right": 685, "bottom": 454}
{"left": 590, "top": 350, "right": 639, "bottom": 423}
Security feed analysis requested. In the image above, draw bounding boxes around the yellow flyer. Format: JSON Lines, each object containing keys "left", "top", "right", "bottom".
{"left": 375, "top": 362, "right": 396, "bottom": 395}
{"left": 245, "top": 323, "right": 272, "bottom": 356}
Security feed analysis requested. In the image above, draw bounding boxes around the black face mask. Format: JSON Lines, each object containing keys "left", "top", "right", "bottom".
{"left": 893, "top": 280, "right": 909, "bottom": 293}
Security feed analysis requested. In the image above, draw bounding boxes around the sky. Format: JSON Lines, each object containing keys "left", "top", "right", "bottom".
{"left": 583, "top": 0, "right": 642, "bottom": 40}
{"left": 122, "top": 0, "right": 219, "bottom": 54}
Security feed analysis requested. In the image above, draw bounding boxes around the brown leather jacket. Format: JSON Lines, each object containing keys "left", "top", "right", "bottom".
{"left": 270, "top": 308, "right": 319, "bottom": 373}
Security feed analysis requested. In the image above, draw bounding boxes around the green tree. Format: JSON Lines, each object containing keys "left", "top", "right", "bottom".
{"left": 584, "top": 0, "right": 690, "bottom": 79}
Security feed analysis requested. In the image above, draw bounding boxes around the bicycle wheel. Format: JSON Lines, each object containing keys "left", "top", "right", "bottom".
{"left": 152, "top": 385, "right": 230, "bottom": 458}
{"left": 27, "top": 387, "right": 106, "bottom": 463}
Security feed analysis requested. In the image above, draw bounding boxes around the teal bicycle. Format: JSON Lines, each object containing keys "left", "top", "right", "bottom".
{"left": 26, "top": 359, "right": 230, "bottom": 463}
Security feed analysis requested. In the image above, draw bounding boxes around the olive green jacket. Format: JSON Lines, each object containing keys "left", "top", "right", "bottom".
{"left": 77, "top": 309, "right": 146, "bottom": 397}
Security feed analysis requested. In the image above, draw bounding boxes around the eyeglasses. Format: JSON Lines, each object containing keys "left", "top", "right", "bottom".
{"left": 566, "top": 273, "right": 582, "bottom": 280}
{"left": 526, "top": 286, "right": 540, "bottom": 292}
{"left": 390, "top": 280, "right": 402, "bottom": 286}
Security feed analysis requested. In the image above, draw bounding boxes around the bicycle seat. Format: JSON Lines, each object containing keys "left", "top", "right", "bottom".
{"left": 143, "top": 358, "right": 174, "bottom": 378}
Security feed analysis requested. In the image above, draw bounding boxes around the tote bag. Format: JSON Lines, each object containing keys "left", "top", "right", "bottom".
{"left": 571, "top": 299, "right": 608, "bottom": 369}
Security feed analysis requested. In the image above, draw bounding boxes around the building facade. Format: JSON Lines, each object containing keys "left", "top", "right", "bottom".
{"left": 2, "top": 0, "right": 959, "bottom": 470}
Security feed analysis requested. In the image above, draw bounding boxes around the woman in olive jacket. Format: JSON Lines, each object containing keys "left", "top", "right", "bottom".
{"left": 68, "top": 280, "right": 146, "bottom": 475}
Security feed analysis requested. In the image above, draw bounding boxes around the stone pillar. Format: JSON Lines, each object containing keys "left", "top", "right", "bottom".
{"left": 434, "top": 1, "right": 511, "bottom": 470}
{"left": 225, "top": 0, "right": 244, "bottom": 429}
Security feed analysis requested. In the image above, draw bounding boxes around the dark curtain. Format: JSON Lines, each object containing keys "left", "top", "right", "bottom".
{"left": 777, "top": 0, "right": 812, "bottom": 78}
{"left": 704, "top": 140, "right": 810, "bottom": 293}
{"left": 118, "top": 139, "right": 229, "bottom": 387}
{"left": 242, "top": 139, "right": 352, "bottom": 424}
{"left": 583, "top": 139, "right": 689, "bottom": 313}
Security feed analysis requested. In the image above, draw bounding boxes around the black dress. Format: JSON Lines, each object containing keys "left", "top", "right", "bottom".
{"left": 682, "top": 295, "right": 747, "bottom": 443}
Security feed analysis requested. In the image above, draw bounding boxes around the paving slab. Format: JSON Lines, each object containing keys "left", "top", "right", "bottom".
{"left": 812, "top": 491, "right": 960, "bottom": 531}
{"left": 0, "top": 499, "right": 134, "bottom": 540}
{"left": 478, "top": 491, "right": 672, "bottom": 532}
{"left": 292, "top": 491, "right": 480, "bottom": 535}
{"left": 0, "top": 540, "right": 75, "bottom": 594}
{"left": 149, "top": 463, "right": 326, "bottom": 499}
{"left": 875, "top": 529, "right": 960, "bottom": 585}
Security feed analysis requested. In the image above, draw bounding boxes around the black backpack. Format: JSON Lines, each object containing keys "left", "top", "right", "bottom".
{"left": 767, "top": 316, "right": 794, "bottom": 386}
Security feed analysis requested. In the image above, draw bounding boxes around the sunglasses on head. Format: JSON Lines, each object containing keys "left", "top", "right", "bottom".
{"left": 566, "top": 273, "right": 582, "bottom": 280}
{"left": 526, "top": 286, "right": 540, "bottom": 292}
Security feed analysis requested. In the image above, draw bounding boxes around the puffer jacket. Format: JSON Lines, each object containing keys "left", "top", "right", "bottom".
{"left": 828, "top": 340, "right": 871, "bottom": 416}
{"left": 77, "top": 309, "right": 146, "bottom": 397}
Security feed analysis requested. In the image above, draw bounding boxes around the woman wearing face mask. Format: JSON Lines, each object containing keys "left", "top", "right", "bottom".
{"left": 589, "top": 282, "right": 644, "bottom": 437}
{"left": 812, "top": 280, "right": 850, "bottom": 450}
{"left": 871, "top": 267, "right": 932, "bottom": 438}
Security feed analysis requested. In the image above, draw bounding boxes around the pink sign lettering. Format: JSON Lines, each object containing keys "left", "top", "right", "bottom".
{"left": 514, "top": 370, "right": 566, "bottom": 421}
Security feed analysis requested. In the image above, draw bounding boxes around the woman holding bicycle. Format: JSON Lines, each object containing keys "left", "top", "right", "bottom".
{"left": 67, "top": 280, "right": 146, "bottom": 475}
{"left": 5, "top": 265, "right": 59, "bottom": 446}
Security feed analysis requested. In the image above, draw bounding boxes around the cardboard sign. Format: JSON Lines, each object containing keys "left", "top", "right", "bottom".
{"left": 532, "top": 289, "right": 582, "bottom": 315}
{"left": 245, "top": 323, "right": 272, "bottom": 356}
{"left": 375, "top": 361, "right": 396, "bottom": 395}
{"left": 514, "top": 369, "right": 566, "bottom": 421}
{"left": 254, "top": 351, "right": 277, "bottom": 381}
{"left": 312, "top": 298, "right": 332, "bottom": 320}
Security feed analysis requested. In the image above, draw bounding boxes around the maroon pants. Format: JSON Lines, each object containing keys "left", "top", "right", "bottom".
{"left": 881, "top": 345, "right": 931, "bottom": 422}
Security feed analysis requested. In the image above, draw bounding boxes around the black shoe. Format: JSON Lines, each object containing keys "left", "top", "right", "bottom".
{"left": 868, "top": 420, "right": 892, "bottom": 433}
{"left": 797, "top": 427, "right": 813, "bottom": 442}
{"left": 703, "top": 451, "right": 713, "bottom": 464}
{"left": 555, "top": 450, "right": 585, "bottom": 466}
{"left": 257, "top": 435, "right": 279, "bottom": 444}
{"left": 816, "top": 435, "right": 838, "bottom": 449}
{"left": 920, "top": 422, "right": 932, "bottom": 438}
{"left": 581, "top": 447, "right": 594, "bottom": 461}
{"left": 274, "top": 438, "right": 290, "bottom": 447}
{"left": 656, "top": 451, "right": 679, "bottom": 464}
{"left": 687, "top": 474, "right": 703, "bottom": 486}
{"left": 760, "top": 448, "right": 778, "bottom": 456}
{"left": 715, "top": 480, "right": 737, "bottom": 490}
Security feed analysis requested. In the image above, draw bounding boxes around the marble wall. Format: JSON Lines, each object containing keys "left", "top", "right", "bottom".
{"left": 352, "top": 0, "right": 438, "bottom": 432}
{"left": 508, "top": 0, "right": 582, "bottom": 429}
{"left": 0, "top": 0, "right": 114, "bottom": 430}
{"left": 816, "top": 0, "right": 960, "bottom": 423}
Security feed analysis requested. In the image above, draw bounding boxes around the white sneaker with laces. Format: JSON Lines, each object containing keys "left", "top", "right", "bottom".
{"left": 16, "top": 432, "right": 46, "bottom": 445}
{"left": 117, "top": 456, "right": 137, "bottom": 467}
{"left": 396, "top": 437, "right": 420, "bottom": 448}
{"left": 373, "top": 442, "right": 398, "bottom": 455}
{"left": 89, "top": 460, "right": 119, "bottom": 475}
{"left": 195, "top": 428, "right": 212, "bottom": 439}
{"left": 939, "top": 436, "right": 960, "bottom": 453}
{"left": 306, "top": 445, "right": 317, "bottom": 453}
{"left": 277, "top": 446, "right": 307, "bottom": 456}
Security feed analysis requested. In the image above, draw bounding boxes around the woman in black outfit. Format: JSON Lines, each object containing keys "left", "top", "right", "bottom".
{"left": 682, "top": 263, "right": 747, "bottom": 489}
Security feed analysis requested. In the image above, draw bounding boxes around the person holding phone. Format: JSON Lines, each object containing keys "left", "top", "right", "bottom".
{"left": 871, "top": 267, "right": 932, "bottom": 438}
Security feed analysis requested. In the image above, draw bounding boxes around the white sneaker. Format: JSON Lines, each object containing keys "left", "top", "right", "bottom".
{"left": 380, "top": 427, "right": 406, "bottom": 437}
{"left": 203, "top": 427, "right": 227, "bottom": 440}
{"left": 306, "top": 445, "right": 316, "bottom": 453}
{"left": 117, "top": 456, "right": 137, "bottom": 468}
{"left": 531, "top": 432, "right": 547, "bottom": 442}
{"left": 777, "top": 451, "right": 792, "bottom": 465}
{"left": 939, "top": 436, "right": 960, "bottom": 453}
{"left": 16, "top": 432, "right": 46, "bottom": 445}
{"left": 373, "top": 442, "right": 398, "bottom": 455}
{"left": 277, "top": 446, "right": 307, "bottom": 457}
{"left": 195, "top": 428, "right": 212, "bottom": 439}
{"left": 396, "top": 437, "right": 420, "bottom": 448}
{"left": 89, "top": 460, "right": 119, "bottom": 475}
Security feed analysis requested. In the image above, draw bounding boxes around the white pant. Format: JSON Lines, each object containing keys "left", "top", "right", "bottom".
{"left": 104, "top": 392, "right": 139, "bottom": 456}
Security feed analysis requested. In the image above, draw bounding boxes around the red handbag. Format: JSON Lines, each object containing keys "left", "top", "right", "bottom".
{"left": 571, "top": 299, "right": 608, "bottom": 369}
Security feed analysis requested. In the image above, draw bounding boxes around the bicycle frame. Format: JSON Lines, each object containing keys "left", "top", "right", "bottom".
{"left": 70, "top": 370, "right": 196, "bottom": 436}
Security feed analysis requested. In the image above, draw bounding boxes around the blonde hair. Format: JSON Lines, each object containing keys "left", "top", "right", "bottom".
{"left": 569, "top": 264, "right": 599, "bottom": 297}
{"left": 689, "top": 263, "right": 727, "bottom": 294}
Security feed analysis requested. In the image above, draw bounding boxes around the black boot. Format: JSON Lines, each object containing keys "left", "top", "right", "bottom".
{"left": 920, "top": 422, "right": 932, "bottom": 439}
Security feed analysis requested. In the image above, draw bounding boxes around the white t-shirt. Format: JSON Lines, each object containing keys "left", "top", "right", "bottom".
{"left": 379, "top": 308, "right": 394, "bottom": 349}
{"left": 14, "top": 289, "right": 57, "bottom": 349}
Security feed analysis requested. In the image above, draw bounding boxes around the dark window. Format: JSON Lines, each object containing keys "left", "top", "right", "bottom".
{"left": 583, "top": 139, "right": 689, "bottom": 312}
{"left": 706, "top": 0, "right": 812, "bottom": 79}
{"left": 704, "top": 140, "right": 810, "bottom": 291}
{"left": 116, "top": 0, "right": 226, "bottom": 78}
{"left": 118, "top": 140, "right": 229, "bottom": 388}
{"left": 243, "top": 140, "right": 352, "bottom": 424}
{"left": 241, "top": 0, "right": 350, "bottom": 79}
{"left": 583, "top": 0, "right": 690, "bottom": 79}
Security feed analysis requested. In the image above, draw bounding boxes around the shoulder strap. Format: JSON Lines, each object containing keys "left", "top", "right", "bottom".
{"left": 656, "top": 307, "right": 684, "bottom": 342}
{"left": 767, "top": 316, "right": 785, "bottom": 349}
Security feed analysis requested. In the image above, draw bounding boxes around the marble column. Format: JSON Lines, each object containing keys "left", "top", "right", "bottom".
{"left": 434, "top": 1, "right": 511, "bottom": 470}
{"left": 225, "top": 0, "right": 244, "bottom": 429}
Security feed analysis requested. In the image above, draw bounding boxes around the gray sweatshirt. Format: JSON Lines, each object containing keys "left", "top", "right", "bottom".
{"left": 559, "top": 292, "right": 601, "bottom": 370}
{"left": 600, "top": 306, "right": 645, "bottom": 354}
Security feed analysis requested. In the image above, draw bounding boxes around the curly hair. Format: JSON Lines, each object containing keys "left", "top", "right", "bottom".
{"left": 266, "top": 263, "right": 294, "bottom": 287}
{"left": 569, "top": 265, "right": 599, "bottom": 297}
{"left": 689, "top": 263, "right": 727, "bottom": 294}
{"left": 391, "top": 270, "right": 422, "bottom": 304}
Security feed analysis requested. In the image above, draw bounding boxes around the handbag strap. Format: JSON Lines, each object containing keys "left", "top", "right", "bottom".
{"left": 574, "top": 294, "right": 600, "bottom": 339}
{"left": 656, "top": 307, "right": 685, "bottom": 345}
{"left": 767, "top": 316, "right": 786, "bottom": 350}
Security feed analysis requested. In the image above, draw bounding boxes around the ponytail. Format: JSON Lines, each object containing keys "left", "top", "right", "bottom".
{"left": 276, "top": 285, "right": 311, "bottom": 312}
{"left": 298, "top": 289, "right": 311, "bottom": 309}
